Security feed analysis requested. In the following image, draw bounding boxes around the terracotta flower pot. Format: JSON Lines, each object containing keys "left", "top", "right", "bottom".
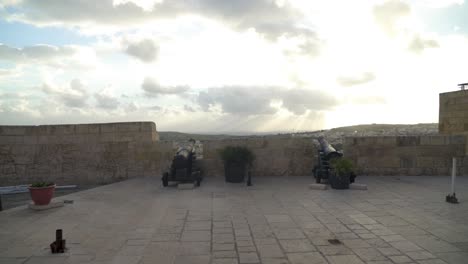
{"left": 28, "top": 185, "right": 56, "bottom": 205}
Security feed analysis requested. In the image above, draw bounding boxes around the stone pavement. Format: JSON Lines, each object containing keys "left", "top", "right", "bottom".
{"left": 1, "top": 176, "right": 468, "bottom": 264}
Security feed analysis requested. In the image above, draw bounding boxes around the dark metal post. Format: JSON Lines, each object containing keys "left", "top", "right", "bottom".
{"left": 247, "top": 170, "right": 252, "bottom": 186}
{"left": 0, "top": 194, "right": 3, "bottom": 211}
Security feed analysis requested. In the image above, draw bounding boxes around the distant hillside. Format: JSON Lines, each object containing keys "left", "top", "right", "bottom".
{"left": 159, "top": 123, "right": 439, "bottom": 145}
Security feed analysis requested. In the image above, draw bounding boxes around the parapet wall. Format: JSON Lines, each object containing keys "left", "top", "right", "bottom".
{"left": 0, "top": 122, "right": 159, "bottom": 144}
{"left": 344, "top": 135, "right": 468, "bottom": 176}
{"left": 2, "top": 122, "right": 467, "bottom": 186}
{"left": 439, "top": 90, "right": 468, "bottom": 135}
{"left": 200, "top": 137, "right": 317, "bottom": 177}
{"left": 0, "top": 122, "right": 171, "bottom": 186}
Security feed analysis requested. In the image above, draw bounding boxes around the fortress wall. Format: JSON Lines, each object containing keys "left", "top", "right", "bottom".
{"left": 0, "top": 122, "right": 173, "bottom": 186}
{"left": 0, "top": 122, "right": 159, "bottom": 145}
{"left": 344, "top": 135, "right": 468, "bottom": 176}
{"left": 200, "top": 136, "right": 318, "bottom": 177}
{"left": 439, "top": 90, "right": 468, "bottom": 136}
{"left": 3, "top": 121, "right": 468, "bottom": 186}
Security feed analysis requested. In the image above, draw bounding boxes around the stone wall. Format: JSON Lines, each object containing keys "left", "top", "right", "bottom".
{"left": 344, "top": 135, "right": 468, "bottom": 176}
{"left": 200, "top": 136, "right": 317, "bottom": 177}
{"left": 0, "top": 122, "right": 173, "bottom": 186}
{"left": 439, "top": 90, "right": 468, "bottom": 135}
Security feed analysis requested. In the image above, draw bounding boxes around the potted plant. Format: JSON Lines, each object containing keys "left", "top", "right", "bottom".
{"left": 329, "top": 158, "right": 354, "bottom": 189}
{"left": 219, "top": 146, "right": 255, "bottom": 183}
{"left": 29, "top": 182, "right": 56, "bottom": 205}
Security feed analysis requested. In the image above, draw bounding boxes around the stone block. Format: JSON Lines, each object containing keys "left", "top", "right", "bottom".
{"left": 0, "top": 126, "right": 26, "bottom": 136}
{"left": 100, "top": 123, "right": 115, "bottom": 133}
{"left": 74, "top": 124, "right": 88, "bottom": 134}
{"left": 141, "top": 122, "right": 156, "bottom": 132}
{"left": 88, "top": 124, "right": 101, "bottom": 134}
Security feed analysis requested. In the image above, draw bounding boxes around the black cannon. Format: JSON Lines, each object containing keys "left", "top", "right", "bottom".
{"left": 313, "top": 137, "right": 343, "bottom": 183}
{"left": 162, "top": 143, "right": 202, "bottom": 187}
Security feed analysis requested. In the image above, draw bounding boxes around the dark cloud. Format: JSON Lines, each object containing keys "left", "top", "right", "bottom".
{"left": 337, "top": 72, "right": 376, "bottom": 87}
{"left": 408, "top": 35, "right": 439, "bottom": 53}
{"left": 94, "top": 91, "right": 120, "bottom": 109}
{"left": 0, "top": 44, "right": 77, "bottom": 62}
{"left": 42, "top": 79, "right": 89, "bottom": 108}
{"left": 142, "top": 77, "right": 189, "bottom": 97}
{"left": 197, "top": 86, "right": 337, "bottom": 116}
{"left": 125, "top": 39, "right": 158, "bottom": 62}
{"left": 373, "top": 0, "right": 410, "bottom": 36}
{"left": 4, "top": 0, "right": 317, "bottom": 41}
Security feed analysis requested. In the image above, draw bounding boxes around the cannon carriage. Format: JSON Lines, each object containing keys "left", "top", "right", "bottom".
{"left": 313, "top": 136, "right": 358, "bottom": 186}
{"left": 313, "top": 137, "right": 343, "bottom": 183}
{"left": 162, "top": 141, "right": 203, "bottom": 187}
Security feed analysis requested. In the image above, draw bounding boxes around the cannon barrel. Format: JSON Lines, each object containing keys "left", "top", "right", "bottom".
{"left": 162, "top": 139, "right": 202, "bottom": 187}
{"left": 317, "top": 137, "right": 342, "bottom": 160}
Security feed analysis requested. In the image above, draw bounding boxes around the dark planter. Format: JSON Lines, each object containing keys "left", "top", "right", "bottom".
{"left": 28, "top": 185, "right": 56, "bottom": 205}
{"left": 329, "top": 173, "right": 350, "bottom": 189}
{"left": 224, "top": 163, "right": 246, "bottom": 183}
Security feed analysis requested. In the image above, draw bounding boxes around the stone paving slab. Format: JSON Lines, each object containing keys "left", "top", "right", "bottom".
{"left": 1, "top": 176, "right": 468, "bottom": 264}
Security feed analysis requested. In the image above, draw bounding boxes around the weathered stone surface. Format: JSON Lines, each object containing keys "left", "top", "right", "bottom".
{"left": 178, "top": 183, "right": 195, "bottom": 190}
{"left": 349, "top": 184, "right": 367, "bottom": 190}
{"left": 309, "top": 184, "right": 328, "bottom": 190}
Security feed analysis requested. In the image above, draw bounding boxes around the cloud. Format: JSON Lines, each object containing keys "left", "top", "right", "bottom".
{"left": 3, "top": 0, "right": 316, "bottom": 40}
{"left": 0, "top": 44, "right": 77, "bottom": 62}
{"left": 337, "top": 72, "right": 376, "bottom": 87}
{"left": 198, "top": 86, "right": 279, "bottom": 115}
{"left": 280, "top": 88, "right": 338, "bottom": 115}
{"left": 197, "top": 86, "right": 337, "bottom": 116}
{"left": 42, "top": 79, "right": 89, "bottom": 108}
{"left": 94, "top": 90, "right": 120, "bottom": 109}
{"left": 184, "top": 105, "right": 196, "bottom": 112}
{"left": 142, "top": 77, "right": 189, "bottom": 97}
{"left": 0, "top": 44, "right": 96, "bottom": 69}
{"left": 408, "top": 35, "right": 439, "bottom": 53}
{"left": 125, "top": 38, "right": 158, "bottom": 62}
{"left": 373, "top": 0, "right": 411, "bottom": 36}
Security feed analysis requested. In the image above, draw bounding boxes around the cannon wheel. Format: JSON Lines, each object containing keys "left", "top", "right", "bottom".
{"left": 194, "top": 171, "right": 201, "bottom": 187}
{"left": 162, "top": 172, "right": 169, "bottom": 187}
{"left": 313, "top": 166, "right": 321, "bottom": 183}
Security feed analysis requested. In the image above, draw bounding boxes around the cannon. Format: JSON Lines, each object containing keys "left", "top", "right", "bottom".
{"left": 162, "top": 141, "right": 203, "bottom": 187}
{"left": 313, "top": 137, "right": 357, "bottom": 184}
{"left": 313, "top": 137, "right": 343, "bottom": 184}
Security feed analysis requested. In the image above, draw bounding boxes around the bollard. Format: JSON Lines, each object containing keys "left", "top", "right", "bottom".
{"left": 446, "top": 157, "right": 459, "bottom": 204}
{"left": 50, "top": 229, "right": 66, "bottom": 253}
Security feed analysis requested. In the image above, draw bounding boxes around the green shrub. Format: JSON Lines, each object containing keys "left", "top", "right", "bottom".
{"left": 30, "top": 182, "right": 55, "bottom": 188}
{"left": 219, "top": 146, "right": 255, "bottom": 166}
{"left": 330, "top": 158, "right": 354, "bottom": 176}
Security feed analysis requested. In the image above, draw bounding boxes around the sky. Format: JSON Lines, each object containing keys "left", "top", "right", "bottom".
{"left": 0, "top": 0, "right": 467, "bottom": 133}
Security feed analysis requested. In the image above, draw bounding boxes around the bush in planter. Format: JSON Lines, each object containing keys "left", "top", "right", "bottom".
{"left": 29, "top": 182, "right": 56, "bottom": 205}
{"left": 329, "top": 158, "right": 354, "bottom": 189}
{"left": 219, "top": 146, "right": 255, "bottom": 183}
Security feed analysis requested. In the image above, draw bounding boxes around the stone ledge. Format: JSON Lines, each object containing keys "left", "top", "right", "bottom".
{"left": 28, "top": 201, "right": 64, "bottom": 211}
